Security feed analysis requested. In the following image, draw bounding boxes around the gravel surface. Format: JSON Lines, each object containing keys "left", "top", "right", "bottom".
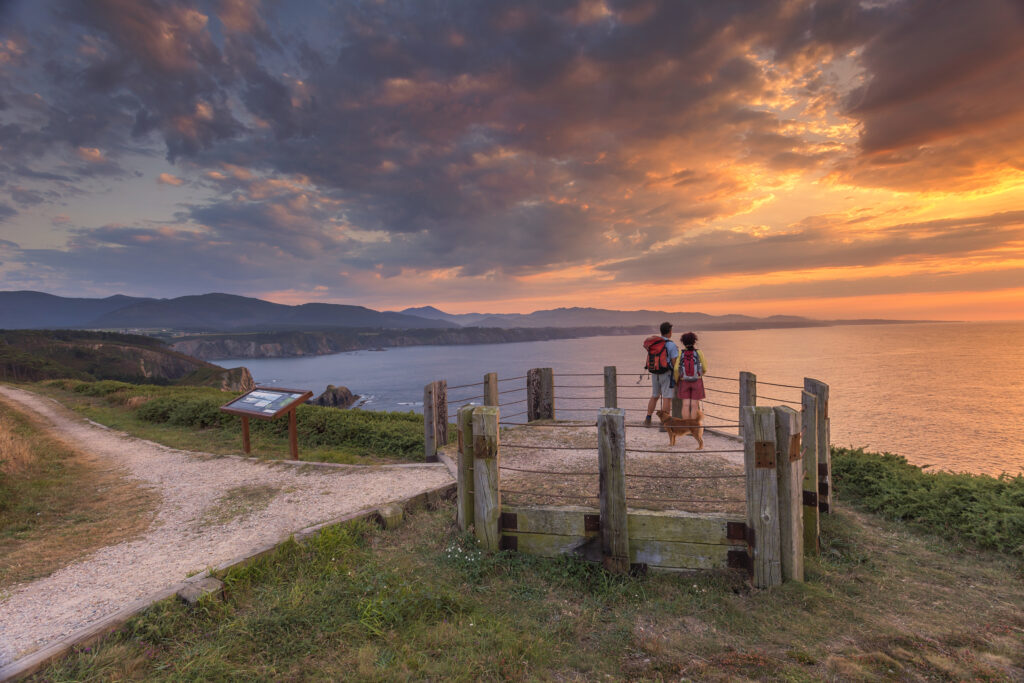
{"left": 0, "top": 385, "right": 453, "bottom": 666}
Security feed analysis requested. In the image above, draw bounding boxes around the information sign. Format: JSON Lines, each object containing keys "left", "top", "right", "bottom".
{"left": 220, "top": 386, "right": 313, "bottom": 459}
{"left": 221, "top": 388, "right": 311, "bottom": 419}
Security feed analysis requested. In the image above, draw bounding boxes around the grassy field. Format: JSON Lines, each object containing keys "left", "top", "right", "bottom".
{"left": 8, "top": 385, "right": 1024, "bottom": 680}
{"left": 0, "top": 396, "right": 157, "bottom": 588}
{"left": 29, "top": 380, "right": 431, "bottom": 466}
{"left": 36, "top": 499, "right": 1024, "bottom": 681}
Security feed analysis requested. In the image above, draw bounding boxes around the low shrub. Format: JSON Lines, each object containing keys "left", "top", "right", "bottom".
{"left": 832, "top": 447, "right": 1024, "bottom": 558}
{"left": 124, "top": 384, "right": 425, "bottom": 458}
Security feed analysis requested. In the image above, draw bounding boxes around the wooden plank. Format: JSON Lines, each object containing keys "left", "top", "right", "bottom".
{"left": 598, "top": 407, "right": 629, "bottom": 573}
{"left": 456, "top": 405, "right": 476, "bottom": 532}
{"left": 423, "top": 382, "right": 436, "bottom": 462}
{"left": 628, "top": 510, "right": 747, "bottom": 545}
{"left": 739, "top": 371, "right": 757, "bottom": 438}
{"left": 506, "top": 531, "right": 601, "bottom": 561}
{"left": 501, "top": 505, "right": 597, "bottom": 536}
{"left": 604, "top": 365, "right": 617, "bottom": 409}
{"left": 501, "top": 505, "right": 746, "bottom": 546}
{"left": 484, "top": 372, "right": 498, "bottom": 407}
{"left": 743, "top": 405, "right": 781, "bottom": 588}
{"left": 630, "top": 538, "right": 736, "bottom": 570}
{"left": 503, "top": 532, "right": 738, "bottom": 570}
{"left": 472, "top": 406, "right": 500, "bottom": 551}
{"left": 801, "top": 390, "right": 820, "bottom": 554}
{"left": 774, "top": 405, "right": 804, "bottom": 582}
{"left": 805, "top": 378, "right": 831, "bottom": 513}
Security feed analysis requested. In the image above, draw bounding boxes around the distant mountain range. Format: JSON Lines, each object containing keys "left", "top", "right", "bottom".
{"left": 0, "top": 291, "right": 456, "bottom": 331}
{"left": 399, "top": 305, "right": 813, "bottom": 329}
{"left": 1, "top": 290, "right": 920, "bottom": 333}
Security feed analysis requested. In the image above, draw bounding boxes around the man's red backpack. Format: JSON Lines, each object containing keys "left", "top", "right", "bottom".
{"left": 643, "top": 335, "right": 671, "bottom": 374}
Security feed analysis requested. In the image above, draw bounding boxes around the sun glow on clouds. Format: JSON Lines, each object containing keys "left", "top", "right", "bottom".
{"left": 1, "top": 0, "right": 1023, "bottom": 320}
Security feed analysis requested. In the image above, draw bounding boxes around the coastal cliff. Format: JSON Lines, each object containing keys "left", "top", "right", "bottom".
{"left": 0, "top": 330, "right": 253, "bottom": 389}
{"left": 169, "top": 326, "right": 654, "bottom": 360}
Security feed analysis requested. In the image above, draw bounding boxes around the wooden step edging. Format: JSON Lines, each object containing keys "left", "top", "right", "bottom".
{"left": 0, "top": 481, "right": 456, "bottom": 683}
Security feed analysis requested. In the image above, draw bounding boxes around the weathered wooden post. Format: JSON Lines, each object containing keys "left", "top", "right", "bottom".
{"left": 739, "top": 371, "right": 757, "bottom": 438}
{"left": 423, "top": 381, "right": 441, "bottom": 462}
{"left": 472, "top": 406, "right": 500, "bottom": 551}
{"left": 456, "top": 404, "right": 475, "bottom": 532}
{"left": 800, "top": 390, "right": 820, "bottom": 553}
{"left": 603, "top": 366, "right": 617, "bottom": 408}
{"left": 435, "top": 380, "right": 448, "bottom": 448}
{"left": 773, "top": 405, "right": 804, "bottom": 582}
{"left": 742, "top": 405, "right": 781, "bottom": 588}
{"left": 671, "top": 398, "right": 683, "bottom": 418}
{"left": 804, "top": 378, "right": 831, "bottom": 513}
{"left": 598, "top": 407, "right": 629, "bottom": 574}
{"left": 484, "top": 372, "right": 498, "bottom": 407}
{"left": 526, "top": 367, "right": 555, "bottom": 421}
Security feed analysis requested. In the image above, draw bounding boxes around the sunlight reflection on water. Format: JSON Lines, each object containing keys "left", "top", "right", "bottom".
{"left": 223, "top": 321, "right": 1024, "bottom": 476}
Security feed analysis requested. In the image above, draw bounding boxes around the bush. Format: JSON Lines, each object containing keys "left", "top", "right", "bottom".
{"left": 72, "top": 380, "right": 135, "bottom": 397}
{"left": 127, "top": 385, "right": 425, "bottom": 458}
{"left": 832, "top": 447, "right": 1024, "bottom": 558}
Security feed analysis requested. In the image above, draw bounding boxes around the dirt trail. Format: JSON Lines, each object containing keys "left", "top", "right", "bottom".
{"left": 0, "top": 385, "right": 453, "bottom": 666}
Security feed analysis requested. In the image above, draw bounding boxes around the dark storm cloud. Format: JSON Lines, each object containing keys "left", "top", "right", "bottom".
{"left": 0, "top": 202, "right": 16, "bottom": 222}
{"left": 1, "top": 0, "right": 1022, "bottom": 298}
{"left": 837, "top": 0, "right": 1024, "bottom": 189}
{"left": 600, "top": 211, "right": 1024, "bottom": 281}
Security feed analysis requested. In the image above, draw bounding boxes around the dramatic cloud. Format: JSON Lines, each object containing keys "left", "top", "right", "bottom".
{"left": 0, "top": 0, "right": 1021, "bottom": 318}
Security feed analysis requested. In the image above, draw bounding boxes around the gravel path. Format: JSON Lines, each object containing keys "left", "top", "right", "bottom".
{"left": 0, "top": 385, "right": 453, "bottom": 666}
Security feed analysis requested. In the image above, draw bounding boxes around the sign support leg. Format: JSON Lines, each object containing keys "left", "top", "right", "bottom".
{"left": 289, "top": 408, "right": 298, "bottom": 460}
{"left": 242, "top": 416, "right": 251, "bottom": 454}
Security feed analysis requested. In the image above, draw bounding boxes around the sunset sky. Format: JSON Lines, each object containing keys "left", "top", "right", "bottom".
{"left": 0, "top": 0, "right": 1022, "bottom": 319}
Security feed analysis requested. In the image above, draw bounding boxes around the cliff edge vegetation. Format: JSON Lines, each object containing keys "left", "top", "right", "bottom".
{"left": 0, "top": 330, "right": 253, "bottom": 391}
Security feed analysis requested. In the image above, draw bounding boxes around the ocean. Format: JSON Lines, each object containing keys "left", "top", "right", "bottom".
{"left": 221, "top": 321, "right": 1024, "bottom": 476}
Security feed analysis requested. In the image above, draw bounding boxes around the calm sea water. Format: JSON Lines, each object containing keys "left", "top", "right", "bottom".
{"left": 221, "top": 322, "right": 1024, "bottom": 476}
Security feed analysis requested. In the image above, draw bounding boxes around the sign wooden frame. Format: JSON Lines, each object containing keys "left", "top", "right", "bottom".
{"left": 220, "top": 386, "right": 313, "bottom": 460}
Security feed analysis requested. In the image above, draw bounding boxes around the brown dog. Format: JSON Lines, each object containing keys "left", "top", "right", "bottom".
{"left": 655, "top": 410, "right": 704, "bottom": 449}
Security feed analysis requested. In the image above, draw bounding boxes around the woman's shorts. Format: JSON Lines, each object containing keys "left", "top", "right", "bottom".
{"left": 675, "top": 379, "right": 706, "bottom": 400}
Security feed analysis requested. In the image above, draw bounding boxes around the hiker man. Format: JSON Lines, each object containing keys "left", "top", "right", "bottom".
{"left": 643, "top": 322, "right": 679, "bottom": 426}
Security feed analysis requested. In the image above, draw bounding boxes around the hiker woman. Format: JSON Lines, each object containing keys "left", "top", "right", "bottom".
{"left": 673, "top": 331, "right": 707, "bottom": 420}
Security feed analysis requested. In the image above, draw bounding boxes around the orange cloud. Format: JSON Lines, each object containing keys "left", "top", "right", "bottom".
{"left": 157, "top": 172, "right": 184, "bottom": 186}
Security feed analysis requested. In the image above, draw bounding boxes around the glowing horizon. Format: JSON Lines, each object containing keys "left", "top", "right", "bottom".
{"left": 1, "top": 1, "right": 1022, "bottom": 321}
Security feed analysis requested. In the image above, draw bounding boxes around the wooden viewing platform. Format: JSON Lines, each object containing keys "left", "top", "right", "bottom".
{"left": 429, "top": 367, "right": 831, "bottom": 589}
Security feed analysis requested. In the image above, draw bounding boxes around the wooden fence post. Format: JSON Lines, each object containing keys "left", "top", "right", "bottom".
{"left": 739, "top": 371, "right": 757, "bottom": 438}
{"left": 423, "top": 381, "right": 437, "bottom": 462}
{"left": 598, "top": 407, "right": 629, "bottom": 574}
{"left": 804, "top": 378, "right": 831, "bottom": 513}
{"left": 527, "top": 367, "right": 555, "bottom": 420}
{"left": 743, "top": 405, "right": 781, "bottom": 588}
{"left": 456, "top": 404, "right": 475, "bottom": 532}
{"left": 773, "top": 405, "right": 804, "bottom": 582}
{"left": 435, "top": 380, "right": 448, "bottom": 448}
{"left": 671, "top": 398, "right": 683, "bottom": 418}
{"left": 484, "top": 372, "right": 498, "bottom": 407}
{"left": 603, "top": 366, "right": 617, "bottom": 408}
{"left": 800, "top": 390, "right": 820, "bottom": 554}
{"left": 472, "top": 406, "right": 500, "bottom": 551}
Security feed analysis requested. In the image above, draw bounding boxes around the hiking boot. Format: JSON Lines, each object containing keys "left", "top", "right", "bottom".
{"left": 643, "top": 414, "right": 652, "bottom": 427}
